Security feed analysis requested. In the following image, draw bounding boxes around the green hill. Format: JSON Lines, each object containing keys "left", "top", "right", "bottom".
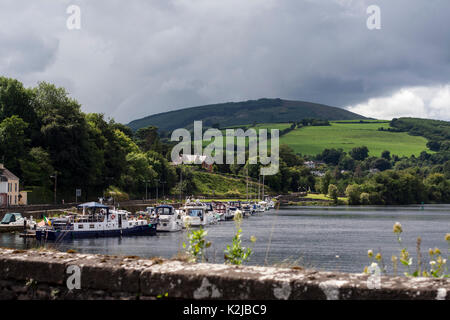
{"left": 127, "top": 98, "right": 367, "bottom": 132}
{"left": 280, "top": 121, "right": 430, "bottom": 157}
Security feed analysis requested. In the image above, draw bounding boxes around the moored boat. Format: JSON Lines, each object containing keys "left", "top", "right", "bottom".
{"left": 155, "top": 205, "right": 182, "bottom": 232}
{"left": 1, "top": 212, "right": 36, "bottom": 229}
{"left": 179, "top": 199, "right": 209, "bottom": 228}
{"left": 35, "top": 202, "right": 157, "bottom": 241}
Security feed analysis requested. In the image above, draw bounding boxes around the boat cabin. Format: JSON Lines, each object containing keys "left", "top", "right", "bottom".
{"left": 1, "top": 212, "right": 23, "bottom": 225}
{"left": 155, "top": 205, "right": 175, "bottom": 216}
{"left": 185, "top": 206, "right": 205, "bottom": 221}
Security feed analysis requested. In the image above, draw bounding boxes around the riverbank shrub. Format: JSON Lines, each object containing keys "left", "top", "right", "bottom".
{"left": 224, "top": 211, "right": 256, "bottom": 265}
{"left": 364, "top": 222, "right": 449, "bottom": 278}
{"left": 183, "top": 227, "right": 211, "bottom": 263}
{"left": 345, "top": 184, "right": 361, "bottom": 205}
{"left": 327, "top": 184, "right": 338, "bottom": 205}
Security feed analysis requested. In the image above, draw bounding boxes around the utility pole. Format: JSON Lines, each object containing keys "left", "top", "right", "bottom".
{"left": 161, "top": 181, "right": 167, "bottom": 200}
{"left": 143, "top": 180, "right": 150, "bottom": 201}
{"left": 179, "top": 168, "right": 183, "bottom": 203}
{"left": 246, "top": 167, "right": 249, "bottom": 202}
{"left": 154, "top": 179, "right": 159, "bottom": 203}
{"left": 258, "top": 175, "right": 260, "bottom": 201}
{"left": 262, "top": 174, "right": 265, "bottom": 201}
{"left": 50, "top": 172, "right": 57, "bottom": 204}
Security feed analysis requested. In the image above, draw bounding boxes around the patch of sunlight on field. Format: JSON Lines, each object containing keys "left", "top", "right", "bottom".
{"left": 305, "top": 193, "right": 348, "bottom": 202}
{"left": 280, "top": 122, "right": 430, "bottom": 157}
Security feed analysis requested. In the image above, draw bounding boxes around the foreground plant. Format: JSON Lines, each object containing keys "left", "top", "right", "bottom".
{"left": 183, "top": 226, "right": 211, "bottom": 263}
{"left": 224, "top": 211, "right": 256, "bottom": 265}
{"left": 365, "top": 222, "right": 448, "bottom": 278}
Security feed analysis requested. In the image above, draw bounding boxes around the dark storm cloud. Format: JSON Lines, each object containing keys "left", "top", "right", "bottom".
{"left": 0, "top": 0, "right": 449, "bottom": 122}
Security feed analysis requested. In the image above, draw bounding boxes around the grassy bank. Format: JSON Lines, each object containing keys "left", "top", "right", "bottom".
{"left": 191, "top": 171, "right": 270, "bottom": 198}
{"left": 280, "top": 121, "right": 430, "bottom": 156}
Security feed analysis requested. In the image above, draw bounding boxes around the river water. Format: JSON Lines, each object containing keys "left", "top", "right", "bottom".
{"left": 1, "top": 205, "right": 449, "bottom": 274}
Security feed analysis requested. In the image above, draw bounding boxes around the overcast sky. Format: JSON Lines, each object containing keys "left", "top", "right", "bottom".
{"left": 0, "top": 0, "right": 449, "bottom": 123}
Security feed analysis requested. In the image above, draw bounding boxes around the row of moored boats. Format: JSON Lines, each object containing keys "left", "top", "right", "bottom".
{"left": 23, "top": 198, "right": 275, "bottom": 241}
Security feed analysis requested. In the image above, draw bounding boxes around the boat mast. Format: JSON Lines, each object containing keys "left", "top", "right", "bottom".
{"left": 246, "top": 166, "right": 249, "bottom": 202}
{"left": 262, "top": 174, "right": 265, "bottom": 201}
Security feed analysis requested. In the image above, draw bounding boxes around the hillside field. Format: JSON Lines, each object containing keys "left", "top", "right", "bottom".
{"left": 190, "top": 171, "right": 266, "bottom": 197}
{"left": 280, "top": 121, "right": 430, "bottom": 157}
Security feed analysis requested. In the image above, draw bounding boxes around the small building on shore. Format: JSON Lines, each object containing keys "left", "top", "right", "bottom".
{"left": 171, "top": 154, "right": 213, "bottom": 172}
{"left": 0, "top": 164, "right": 24, "bottom": 207}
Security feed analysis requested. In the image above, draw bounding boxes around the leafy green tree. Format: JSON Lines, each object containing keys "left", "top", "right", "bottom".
{"left": 360, "top": 192, "right": 370, "bottom": 205}
{"left": 350, "top": 146, "right": 369, "bottom": 161}
{"left": 345, "top": 184, "right": 361, "bottom": 205}
{"left": 0, "top": 77, "right": 38, "bottom": 137}
{"left": 120, "top": 151, "right": 158, "bottom": 197}
{"left": 0, "top": 115, "right": 29, "bottom": 173}
{"left": 372, "top": 158, "right": 392, "bottom": 171}
{"left": 425, "top": 173, "right": 450, "bottom": 203}
{"left": 32, "top": 82, "right": 92, "bottom": 191}
{"left": 339, "top": 155, "right": 356, "bottom": 171}
{"left": 279, "top": 144, "right": 303, "bottom": 167}
{"left": 20, "top": 147, "right": 54, "bottom": 187}
{"left": 135, "top": 126, "right": 162, "bottom": 152}
{"left": 328, "top": 184, "right": 338, "bottom": 204}
{"left": 319, "top": 172, "right": 332, "bottom": 195}
{"left": 381, "top": 150, "right": 391, "bottom": 160}
{"left": 318, "top": 148, "right": 344, "bottom": 165}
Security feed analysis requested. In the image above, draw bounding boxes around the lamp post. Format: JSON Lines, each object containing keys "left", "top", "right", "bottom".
{"left": 154, "top": 179, "right": 159, "bottom": 203}
{"left": 262, "top": 174, "right": 265, "bottom": 201}
{"left": 50, "top": 172, "right": 57, "bottom": 204}
{"left": 143, "top": 180, "right": 151, "bottom": 200}
{"left": 179, "top": 168, "right": 183, "bottom": 203}
{"left": 160, "top": 181, "right": 167, "bottom": 200}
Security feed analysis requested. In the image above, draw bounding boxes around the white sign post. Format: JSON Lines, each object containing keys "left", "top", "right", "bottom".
{"left": 76, "top": 189, "right": 81, "bottom": 203}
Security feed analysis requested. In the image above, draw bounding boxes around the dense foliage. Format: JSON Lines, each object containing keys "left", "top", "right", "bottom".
{"left": 0, "top": 77, "right": 176, "bottom": 203}
{"left": 310, "top": 138, "right": 450, "bottom": 205}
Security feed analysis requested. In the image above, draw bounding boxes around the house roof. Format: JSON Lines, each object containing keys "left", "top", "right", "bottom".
{"left": 0, "top": 168, "right": 19, "bottom": 181}
{"left": 172, "top": 154, "right": 208, "bottom": 165}
{"left": 77, "top": 202, "right": 109, "bottom": 209}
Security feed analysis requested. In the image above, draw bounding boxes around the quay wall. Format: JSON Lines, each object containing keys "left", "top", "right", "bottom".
{"left": 0, "top": 248, "right": 448, "bottom": 300}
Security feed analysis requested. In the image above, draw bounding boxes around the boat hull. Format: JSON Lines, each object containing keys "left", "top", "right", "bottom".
{"left": 36, "top": 224, "right": 157, "bottom": 241}
{"left": 157, "top": 221, "right": 182, "bottom": 232}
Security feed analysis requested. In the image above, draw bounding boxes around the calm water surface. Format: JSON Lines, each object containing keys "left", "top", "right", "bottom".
{"left": 1, "top": 205, "right": 449, "bottom": 274}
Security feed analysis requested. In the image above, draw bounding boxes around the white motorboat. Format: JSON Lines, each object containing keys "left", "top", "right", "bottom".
{"left": 241, "top": 203, "right": 252, "bottom": 217}
{"left": 224, "top": 206, "right": 242, "bottom": 221}
{"left": 1, "top": 212, "right": 36, "bottom": 229}
{"left": 180, "top": 199, "right": 208, "bottom": 228}
{"left": 155, "top": 205, "right": 182, "bottom": 232}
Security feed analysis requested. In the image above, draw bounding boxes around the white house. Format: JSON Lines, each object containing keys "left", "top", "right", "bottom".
{"left": 0, "top": 163, "right": 23, "bottom": 207}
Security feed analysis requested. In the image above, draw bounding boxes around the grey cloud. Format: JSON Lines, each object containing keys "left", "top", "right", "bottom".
{"left": 0, "top": 0, "right": 449, "bottom": 122}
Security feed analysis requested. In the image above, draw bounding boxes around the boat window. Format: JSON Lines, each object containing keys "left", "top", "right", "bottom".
{"left": 78, "top": 224, "right": 84, "bottom": 229}
{"left": 156, "top": 207, "right": 172, "bottom": 215}
{"left": 1, "top": 214, "right": 13, "bottom": 224}
{"left": 90, "top": 224, "right": 95, "bottom": 229}
{"left": 188, "top": 209, "right": 203, "bottom": 217}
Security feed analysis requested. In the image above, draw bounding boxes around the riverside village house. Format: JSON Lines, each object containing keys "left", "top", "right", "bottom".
{"left": 0, "top": 163, "right": 27, "bottom": 207}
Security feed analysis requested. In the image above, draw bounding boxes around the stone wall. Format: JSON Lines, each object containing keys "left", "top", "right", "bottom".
{"left": 0, "top": 248, "right": 448, "bottom": 300}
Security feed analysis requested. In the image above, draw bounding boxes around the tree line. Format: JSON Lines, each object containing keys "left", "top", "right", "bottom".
{"left": 0, "top": 77, "right": 177, "bottom": 203}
